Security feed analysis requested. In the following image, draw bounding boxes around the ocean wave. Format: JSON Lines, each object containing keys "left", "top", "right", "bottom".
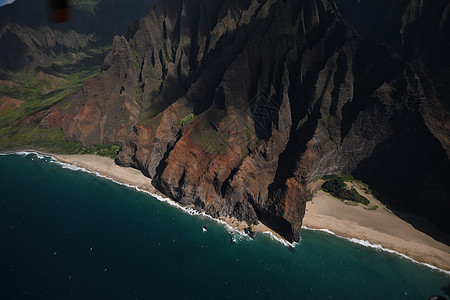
{"left": 261, "top": 231, "right": 298, "bottom": 248}
{"left": 2, "top": 151, "right": 255, "bottom": 244}
{"left": 0, "top": 150, "right": 48, "bottom": 160}
{"left": 302, "top": 226, "right": 450, "bottom": 276}
{"left": 5, "top": 150, "right": 447, "bottom": 273}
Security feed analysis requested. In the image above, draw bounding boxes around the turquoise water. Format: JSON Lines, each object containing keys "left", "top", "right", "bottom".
{"left": 0, "top": 153, "right": 449, "bottom": 299}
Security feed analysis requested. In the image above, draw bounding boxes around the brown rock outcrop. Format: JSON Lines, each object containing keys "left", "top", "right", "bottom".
{"left": 34, "top": 0, "right": 450, "bottom": 242}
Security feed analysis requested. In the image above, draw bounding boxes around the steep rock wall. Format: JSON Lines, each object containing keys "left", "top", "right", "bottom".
{"left": 37, "top": 0, "right": 449, "bottom": 241}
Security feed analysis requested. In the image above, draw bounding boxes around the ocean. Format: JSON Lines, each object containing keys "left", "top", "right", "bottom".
{"left": 0, "top": 152, "right": 449, "bottom": 299}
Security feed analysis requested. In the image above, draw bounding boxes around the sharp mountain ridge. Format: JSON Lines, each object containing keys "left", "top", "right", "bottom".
{"left": 26, "top": 0, "right": 450, "bottom": 242}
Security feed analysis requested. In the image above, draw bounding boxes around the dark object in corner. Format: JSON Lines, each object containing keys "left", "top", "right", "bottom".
{"left": 49, "top": 0, "right": 70, "bottom": 23}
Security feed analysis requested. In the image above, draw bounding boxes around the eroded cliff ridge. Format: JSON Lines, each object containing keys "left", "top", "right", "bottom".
{"left": 0, "top": 0, "right": 156, "bottom": 76}
{"left": 36, "top": 0, "right": 449, "bottom": 242}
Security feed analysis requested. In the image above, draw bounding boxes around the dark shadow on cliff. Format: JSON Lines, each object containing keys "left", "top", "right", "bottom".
{"left": 352, "top": 116, "right": 450, "bottom": 246}
{"left": 256, "top": 215, "right": 295, "bottom": 243}
{"left": 247, "top": 195, "right": 297, "bottom": 242}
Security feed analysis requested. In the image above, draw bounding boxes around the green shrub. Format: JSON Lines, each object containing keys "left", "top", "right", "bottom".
{"left": 366, "top": 205, "right": 378, "bottom": 211}
{"left": 79, "top": 144, "right": 121, "bottom": 158}
{"left": 178, "top": 113, "right": 195, "bottom": 126}
{"left": 322, "top": 179, "right": 370, "bottom": 205}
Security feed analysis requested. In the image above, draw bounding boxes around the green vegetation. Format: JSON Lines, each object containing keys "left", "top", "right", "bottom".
{"left": 61, "top": 102, "right": 72, "bottom": 111}
{"left": 146, "top": 62, "right": 153, "bottom": 78}
{"left": 0, "top": 70, "right": 98, "bottom": 128}
{"left": 0, "top": 127, "right": 80, "bottom": 154}
{"left": 135, "top": 85, "right": 143, "bottom": 103}
{"left": 0, "top": 125, "right": 121, "bottom": 158}
{"left": 177, "top": 113, "right": 195, "bottom": 126}
{"left": 323, "top": 174, "right": 373, "bottom": 194}
{"left": 132, "top": 50, "right": 141, "bottom": 70}
{"left": 159, "top": 39, "right": 171, "bottom": 62}
{"left": 323, "top": 174, "right": 361, "bottom": 183}
{"left": 138, "top": 79, "right": 186, "bottom": 125}
{"left": 137, "top": 79, "right": 162, "bottom": 122}
{"left": 322, "top": 177, "right": 370, "bottom": 205}
{"left": 343, "top": 201, "right": 359, "bottom": 207}
{"left": 0, "top": 46, "right": 107, "bottom": 130}
{"left": 0, "top": 45, "right": 120, "bottom": 158}
{"left": 365, "top": 205, "right": 379, "bottom": 211}
{"left": 79, "top": 144, "right": 121, "bottom": 158}
{"left": 190, "top": 107, "right": 228, "bottom": 155}
{"left": 246, "top": 127, "right": 253, "bottom": 141}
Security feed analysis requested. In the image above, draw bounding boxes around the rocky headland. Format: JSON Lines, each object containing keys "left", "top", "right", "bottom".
{"left": 10, "top": 0, "right": 450, "bottom": 242}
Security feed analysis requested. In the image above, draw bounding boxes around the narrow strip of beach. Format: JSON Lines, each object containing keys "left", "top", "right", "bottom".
{"left": 53, "top": 153, "right": 166, "bottom": 199}
{"left": 9, "top": 151, "right": 449, "bottom": 273}
{"left": 49, "top": 153, "right": 290, "bottom": 245}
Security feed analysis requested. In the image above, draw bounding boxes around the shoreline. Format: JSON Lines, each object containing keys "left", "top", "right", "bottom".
{"left": 304, "top": 182, "right": 450, "bottom": 274}
{"left": 49, "top": 152, "right": 292, "bottom": 246}
{"left": 2, "top": 150, "right": 292, "bottom": 246}
{"left": 2, "top": 150, "right": 449, "bottom": 274}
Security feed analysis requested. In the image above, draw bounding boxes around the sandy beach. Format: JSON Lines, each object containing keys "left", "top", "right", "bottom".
{"left": 53, "top": 153, "right": 166, "bottom": 198}
{"left": 50, "top": 153, "right": 291, "bottom": 243}
{"left": 304, "top": 181, "right": 450, "bottom": 271}
{"left": 17, "top": 151, "right": 450, "bottom": 272}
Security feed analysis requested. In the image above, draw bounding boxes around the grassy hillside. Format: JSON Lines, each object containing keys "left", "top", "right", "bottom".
{"left": 0, "top": 0, "right": 157, "bottom": 156}
{"left": 0, "top": 45, "right": 119, "bottom": 155}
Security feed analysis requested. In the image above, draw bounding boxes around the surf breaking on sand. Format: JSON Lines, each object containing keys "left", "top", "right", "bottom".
{"left": 2, "top": 151, "right": 448, "bottom": 275}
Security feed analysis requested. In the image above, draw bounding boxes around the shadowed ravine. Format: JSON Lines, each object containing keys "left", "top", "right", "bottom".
{"left": 9, "top": 0, "right": 450, "bottom": 243}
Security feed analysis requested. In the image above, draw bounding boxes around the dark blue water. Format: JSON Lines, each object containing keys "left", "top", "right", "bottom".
{"left": 0, "top": 153, "right": 449, "bottom": 299}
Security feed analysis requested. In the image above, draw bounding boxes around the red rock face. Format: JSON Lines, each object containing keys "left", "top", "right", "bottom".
{"left": 39, "top": 111, "right": 61, "bottom": 129}
{"left": 32, "top": 0, "right": 450, "bottom": 241}
{"left": 0, "top": 96, "right": 24, "bottom": 114}
{"left": 59, "top": 36, "right": 142, "bottom": 146}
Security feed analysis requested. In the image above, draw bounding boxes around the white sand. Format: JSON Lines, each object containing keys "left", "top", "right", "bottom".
{"left": 53, "top": 154, "right": 165, "bottom": 198}
{"left": 304, "top": 184, "right": 450, "bottom": 271}
{"left": 36, "top": 152, "right": 450, "bottom": 271}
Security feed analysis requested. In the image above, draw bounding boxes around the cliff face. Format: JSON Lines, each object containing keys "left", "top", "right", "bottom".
{"left": 0, "top": 23, "right": 96, "bottom": 72}
{"left": 37, "top": 0, "right": 449, "bottom": 241}
{"left": 333, "top": 0, "right": 450, "bottom": 233}
{"left": 0, "top": 0, "right": 156, "bottom": 76}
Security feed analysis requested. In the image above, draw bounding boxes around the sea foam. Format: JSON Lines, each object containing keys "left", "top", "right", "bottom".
{"left": 2, "top": 151, "right": 448, "bottom": 274}
{"left": 5, "top": 151, "right": 252, "bottom": 243}
{"left": 302, "top": 226, "right": 450, "bottom": 276}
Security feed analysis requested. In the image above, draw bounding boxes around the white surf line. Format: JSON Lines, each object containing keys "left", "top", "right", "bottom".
{"left": 6, "top": 151, "right": 258, "bottom": 243}
{"left": 261, "top": 231, "right": 298, "bottom": 248}
{"left": 302, "top": 226, "right": 450, "bottom": 276}
{"left": 2, "top": 151, "right": 446, "bottom": 256}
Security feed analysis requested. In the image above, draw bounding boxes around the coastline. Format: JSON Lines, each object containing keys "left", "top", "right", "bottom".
{"left": 49, "top": 153, "right": 291, "bottom": 245}
{"left": 304, "top": 184, "right": 450, "bottom": 273}
{"left": 2, "top": 150, "right": 449, "bottom": 274}
{"left": 1, "top": 150, "right": 293, "bottom": 246}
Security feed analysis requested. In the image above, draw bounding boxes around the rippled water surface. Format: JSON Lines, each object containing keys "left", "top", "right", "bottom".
{"left": 0, "top": 153, "right": 449, "bottom": 299}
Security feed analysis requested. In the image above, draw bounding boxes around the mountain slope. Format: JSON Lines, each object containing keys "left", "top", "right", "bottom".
{"left": 0, "top": 0, "right": 157, "bottom": 76}
{"left": 0, "top": 0, "right": 157, "bottom": 152}
{"left": 19, "top": 0, "right": 450, "bottom": 241}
